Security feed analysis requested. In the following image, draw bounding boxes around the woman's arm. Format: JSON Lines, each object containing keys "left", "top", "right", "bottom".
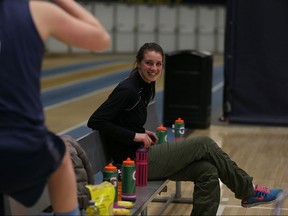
{"left": 30, "top": 0, "right": 110, "bottom": 51}
{"left": 87, "top": 88, "right": 137, "bottom": 144}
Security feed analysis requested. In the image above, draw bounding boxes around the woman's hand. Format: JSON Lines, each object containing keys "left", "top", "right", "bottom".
{"left": 134, "top": 133, "right": 153, "bottom": 148}
{"left": 145, "top": 130, "right": 158, "bottom": 145}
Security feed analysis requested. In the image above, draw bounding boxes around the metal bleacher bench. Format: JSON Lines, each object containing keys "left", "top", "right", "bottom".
{"left": 1, "top": 101, "right": 192, "bottom": 215}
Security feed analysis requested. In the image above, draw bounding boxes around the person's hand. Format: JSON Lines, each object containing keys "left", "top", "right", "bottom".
{"left": 145, "top": 130, "right": 158, "bottom": 145}
{"left": 133, "top": 133, "right": 153, "bottom": 148}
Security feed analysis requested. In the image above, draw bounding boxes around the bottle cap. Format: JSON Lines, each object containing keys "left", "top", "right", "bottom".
{"left": 157, "top": 125, "right": 167, "bottom": 131}
{"left": 104, "top": 163, "right": 117, "bottom": 171}
{"left": 123, "top": 157, "right": 135, "bottom": 165}
{"left": 175, "top": 117, "right": 184, "bottom": 123}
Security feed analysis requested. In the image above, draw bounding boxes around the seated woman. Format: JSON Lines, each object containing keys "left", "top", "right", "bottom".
{"left": 87, "top": 42, "right": 282, "bottom": 215}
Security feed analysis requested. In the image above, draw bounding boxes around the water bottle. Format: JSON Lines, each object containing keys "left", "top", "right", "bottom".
{"left": 102, "top": 163, "right": 118, "bottom": 203}
{"left": 85, "top": 200, "right": 99, "bottom": 216}
{"left": 121, "top": 158, "right": 136, "bottom": 202}
{"left": 174, "top": 117, "right": 185, "bottom": 141}
{"left": 116, "top": 164, "right": 122, "bottom": 201}
{"left": 135, "top": 147, "right": 148, "bottom": 186}
{"left": 156, "top": 125, "right": 167, "bottom": 144}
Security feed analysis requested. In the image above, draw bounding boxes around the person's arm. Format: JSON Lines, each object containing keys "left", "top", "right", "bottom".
{"left": 87, "top": 88, "right": 137, "bottom": 144}
{"left": 134, "top": 132, "right": 156, "bottom": 148}
{"left": 29, "top": 0, "right": 110, "bottom": 51}
{"left": 88, "top": 96, "right": 157, "bottom": 148}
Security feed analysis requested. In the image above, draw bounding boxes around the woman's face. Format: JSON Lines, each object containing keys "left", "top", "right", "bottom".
{"left": 138, "top": 51, "right": 163, "bottom": 83}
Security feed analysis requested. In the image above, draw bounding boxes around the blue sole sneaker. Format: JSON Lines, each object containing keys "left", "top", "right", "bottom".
{"left": 241, "top": 185, "right": 283, "bottom": 208}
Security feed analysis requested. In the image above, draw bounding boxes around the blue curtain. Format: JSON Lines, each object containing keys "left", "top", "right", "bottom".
{"left": 223, "top": 0, "right": 288, "bottom": 125}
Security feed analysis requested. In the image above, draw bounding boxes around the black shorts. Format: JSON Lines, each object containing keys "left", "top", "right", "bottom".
{"left": 0, "top": 131, "right": 65, "bottom": 207}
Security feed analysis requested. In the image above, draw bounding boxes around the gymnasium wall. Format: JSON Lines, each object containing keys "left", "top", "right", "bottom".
{"left": 45, "top": 2, "right": 226, "bottom": 54}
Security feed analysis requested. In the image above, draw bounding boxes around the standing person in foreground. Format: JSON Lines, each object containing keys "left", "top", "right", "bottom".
{"left": 0, "top": 0, "right": 110, "bottom": 215}
{"left": 87, "top": 42, "right": 283, "bottom": 215}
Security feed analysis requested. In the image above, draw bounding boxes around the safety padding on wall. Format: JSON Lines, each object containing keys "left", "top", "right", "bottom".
{"left": 223, "top": 0, "right": 288, "bottom": 126}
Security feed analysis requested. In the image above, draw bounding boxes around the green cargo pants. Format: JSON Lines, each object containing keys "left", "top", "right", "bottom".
{"left": 147, "top": 136, "right": 254, "bottom": 216}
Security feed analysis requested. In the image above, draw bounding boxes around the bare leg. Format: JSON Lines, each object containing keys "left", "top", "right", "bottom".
{"left": 48, "top": 141, "right": 78, "bottom": 213}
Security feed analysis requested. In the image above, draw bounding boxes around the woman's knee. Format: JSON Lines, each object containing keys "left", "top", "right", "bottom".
{"left": 185, "top": 136, "right": 216, "bottom": 146}
{"left": 191, "top": 136, "right": 219, "bottom": 151}
{"left": 193, "top": 160, "right": 219, "bottom": 182}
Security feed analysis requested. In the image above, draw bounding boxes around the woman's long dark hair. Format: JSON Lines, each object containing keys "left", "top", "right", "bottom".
{"left": 130, "top": 42, "right": 164, "bottom": 100}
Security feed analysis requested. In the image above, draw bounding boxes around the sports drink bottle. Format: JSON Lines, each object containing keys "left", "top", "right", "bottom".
{"left": 116, "top": 165, "right": 122, "bottom": 201}
{"left": 156, "top": 125, "right": 167, "bottom": 144}
{"left": 102, "top": 163, "right": 118, "bottom": 203}
{"left": 121, "top": 158, "right": 136, "bottom": 202}
{"left": 174, "top": 117, "right": 185, "bottom": 141}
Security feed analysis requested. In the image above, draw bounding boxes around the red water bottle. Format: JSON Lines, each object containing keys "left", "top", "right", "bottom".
{"left": 135, "top": 147, "right": 148, "bottom": 186}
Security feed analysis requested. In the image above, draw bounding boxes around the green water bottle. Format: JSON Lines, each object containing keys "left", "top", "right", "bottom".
{"left": 174, "top": 117, "right": 185, "bottom": 141}
{"left": 102, "top": 163, "right": 118, "bottom": 203}
{"left": 156, "top": 125, "right": 167, "bottom": 144}
{"left": 121, "top": 158, "right": 136, "bottom": 202}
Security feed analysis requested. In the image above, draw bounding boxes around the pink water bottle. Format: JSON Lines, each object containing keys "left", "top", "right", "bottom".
{"left": 135, "top": 147, "right": 148, "bottom": 186}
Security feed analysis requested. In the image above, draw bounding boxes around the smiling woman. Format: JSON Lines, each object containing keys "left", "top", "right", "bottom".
{"left": 87, "top": 43, "right": 164, "bottom": 160}
{"left": 86, "top": 42, "right": 283, "bottom": 216}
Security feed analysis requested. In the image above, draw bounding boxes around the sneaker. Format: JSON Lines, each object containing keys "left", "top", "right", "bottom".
{"left": 241, "top": 185, "right": 283, "bottom": 208}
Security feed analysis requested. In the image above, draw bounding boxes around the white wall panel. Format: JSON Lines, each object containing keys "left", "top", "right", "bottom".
{"left": 158, "top": 5, "right": 177, "bottom": 52}
{"left": 115, "top": 4, "right": 136, "bottom": 53}
{"left": 197, "top": 6, "right": 216, "bottom": 52}
{"left": 216, "top": 6, "right": 225, "bottom": 53}
{"left": 46, "top": 37, "right": 69, "bottom": 53}
{"left": 45, "top": 2, "right": 226, "bottom": 54}
{"left": 178, "top": 5, "right": 197, "bottom": 50}
{"left": 94, "top": 3, "right": 115, "bottom": 53}
{"left": 136, "top": 5, "right": 157, "bottom": 49}
{"left": 94, "top": 3, "right": 114, "bottom": 31}
{"left": 137, "top": 33, "right": 156, "bottom": 50}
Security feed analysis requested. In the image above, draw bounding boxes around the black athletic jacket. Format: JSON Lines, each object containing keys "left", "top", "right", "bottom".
{"left": 87, "top": 71, "right": 153, "bottom": 164}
